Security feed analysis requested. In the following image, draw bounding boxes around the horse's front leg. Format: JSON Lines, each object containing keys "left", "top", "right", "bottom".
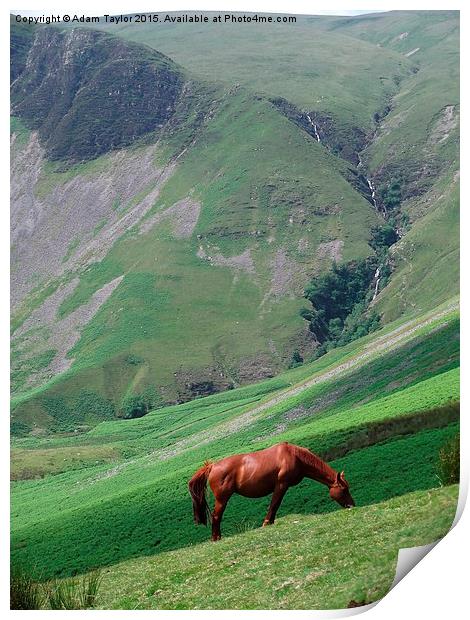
{"left": 211, "top": 497, "right": 229, "bottom": 541}
{"left": 262, "top": 483, "right": 288, "bottom": 526}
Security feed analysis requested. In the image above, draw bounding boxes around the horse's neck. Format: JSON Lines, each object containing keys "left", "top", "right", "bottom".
{"left": 306, "top": 465, "right": 336, "bottom": 487}
{"left": 297, "top": 448, "right": 336, "bottom": 487}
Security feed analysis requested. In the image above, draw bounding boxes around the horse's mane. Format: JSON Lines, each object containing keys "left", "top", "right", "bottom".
{"left": 293, "top": 445, "right": 337, "bottom": 484}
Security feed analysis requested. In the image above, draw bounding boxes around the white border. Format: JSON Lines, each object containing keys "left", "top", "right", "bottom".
{"left": 3, "top": 1, "right": 466, "bottom": 618}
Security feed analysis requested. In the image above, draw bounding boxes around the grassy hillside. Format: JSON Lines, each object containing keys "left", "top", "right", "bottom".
{"left": 331, "top": 11, "right": 459, "bottom": 319}
{"left": 93, "top": 12, "right": 411, "bottom": 132}
{"left": 93, "top": 485, "right": 458, "bottom": 609}
{"left": 11, "top": 302, "right": 459, "bottom": 583}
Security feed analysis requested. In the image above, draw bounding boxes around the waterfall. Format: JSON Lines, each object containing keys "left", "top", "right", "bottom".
{"left": 357, "top": 152, "right": 381, "bottom": 215}
{"left": 367, "top": 178, "right": 378, "bottom": 212}
{"left": 306, "top": 114, "right": 321, "bottom": 143}
{"left": 372, "top": 267, "right": 381, "bottom": 300}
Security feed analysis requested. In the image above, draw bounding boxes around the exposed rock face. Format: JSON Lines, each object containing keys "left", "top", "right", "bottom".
{"left": 12, "top": 275, "right": 124, "bottom": 387}
{"left": 11, "top": 27, "right": 185, "bottom": 162}
{"left": 10, "top": 132, "right": 175, "bottom": 309}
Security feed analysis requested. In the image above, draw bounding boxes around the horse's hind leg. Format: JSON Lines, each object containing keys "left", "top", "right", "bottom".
{"left": 211, "top": 496, "right": 230, "bottom": 541}
{"left": 262, "top": 483, "right": 288, "bottom": 526}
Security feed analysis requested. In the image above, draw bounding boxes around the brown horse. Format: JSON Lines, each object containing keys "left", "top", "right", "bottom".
{"left": 188, "top": 441, "right": 355, "bottom": 541}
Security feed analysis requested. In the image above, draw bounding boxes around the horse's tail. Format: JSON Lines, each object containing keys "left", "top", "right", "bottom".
{"left": 188, "top": 461, "right": 213, "bottom": 526}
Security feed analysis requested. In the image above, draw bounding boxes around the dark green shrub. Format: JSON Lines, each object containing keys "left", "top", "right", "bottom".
{"left": 302, "top": 258, "right": 379, "bottom": 352}
{"left": 378, "top": 179, "right": 402, "bottom": 212}
{"left": 304, "top": 258, "right": 377, "bottom": 329}
{"left": 125, "top": 354, "right": 144, "bottom": 365}
{"left": 42, "top": 390, "right": 115, "bottom": 431}
{"left": 289, "top": 350, "right": 304, "bottom": 368}
{"left": 121, "top": 386, "right": 162, "bottom": 419}
{"left": 10, "top": 420, "right": 31, "bottom": 437}
{"left": 74, "top": 390, "right": 115, "bottom": 420}
{"left": 369, "top": 224, "right": 398, "bottom": 253}
{"left": 42, "top": 395, "right": 75, "bottom": 429}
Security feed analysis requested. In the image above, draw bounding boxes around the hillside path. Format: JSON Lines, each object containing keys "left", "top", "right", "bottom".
{"left": 153, "top": 303, "right": 458, "bottom": 461}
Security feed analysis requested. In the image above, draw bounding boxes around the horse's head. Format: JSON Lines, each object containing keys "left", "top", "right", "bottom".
{"left": 329, "top": 471, "right": 355, "bottom": 509}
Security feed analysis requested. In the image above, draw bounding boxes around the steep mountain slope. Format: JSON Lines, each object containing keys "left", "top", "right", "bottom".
{"left": 94, "top": 11, "right": 459, "bottom": 320}
{"left": 11, "top": 12, "right": 459, "bottom": 432}
{"left": 11, "top": 28, "right": 186, "bottom": 162}
{"left": 329, "top": 11, "right": 459, "bottom": 319}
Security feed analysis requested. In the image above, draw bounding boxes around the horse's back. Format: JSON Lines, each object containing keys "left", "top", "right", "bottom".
{"left": 209, "top": 442, "right": 298, "bottom": 498}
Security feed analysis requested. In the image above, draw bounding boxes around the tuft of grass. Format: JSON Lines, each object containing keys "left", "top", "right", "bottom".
{"left": 10, "top": 566, "right": 44, "bottom": 610}
{"left": 10, "top": 566, "right": 102, "bottom": 610}
{"left": 45, "top": 570, "right": 102, "bottom": 610}
{"left": 232, "top": 516, "right": 259, "bottom": 535}
{"left": 437, "top": 433, "right": 460, "bottom": 485}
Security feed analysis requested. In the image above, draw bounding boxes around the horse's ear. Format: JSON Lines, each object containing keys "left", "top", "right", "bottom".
{"left": 336, "top": 472, "right": 342, "bottom": 484}
{"left": 339, "top": 471, "right": 347, "bottom": 486}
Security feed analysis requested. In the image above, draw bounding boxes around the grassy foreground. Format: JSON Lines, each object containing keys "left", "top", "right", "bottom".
{"left": 94, "top": 485, "right": 458, "bottom": 610}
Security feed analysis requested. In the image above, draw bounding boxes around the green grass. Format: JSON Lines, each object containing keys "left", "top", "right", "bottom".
{"left": 92, "top": 485, "right": 458, "bottom": 609}
{"left": 62, "top": 237, "right": 81, "bottom": 264}
{"left": 333, "top": 11, "right": 459, "bottom": 169}
{"left": 11, "top": 296, "right": 458, "bottom": 430}
{"left": 93, "top": 12, "right": 411, "bottom": 131}
{"left": 10, "top": 567, "right": 102, "bottom": 610}
{"left": 377, "top": 174, "right": 459, "bottom": 321}
{"left": 333, "top": 12, "right": 459, "bottom": 321}
{"left": 10, "top": 304, "right": 459, "bottom": 608}
{"left": 11, "top": 444, "right": 121, "bottom": 480}
{"left": 10, "top": 423, "right": 458, "bottom": 580}
{"left": 10, "top": 116, "right": 30, "bottom": 147}
{"left": 34, "top": 152, "right": 121, "bottom": 200}
{"left": 11, "top": 349, "right": 57, "bottom": 394}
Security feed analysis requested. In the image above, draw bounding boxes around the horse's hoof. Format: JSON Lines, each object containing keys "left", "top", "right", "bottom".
{"left": 262, "top": 520, "right": 272, "bottom": 527}
{"left": 211, "top": 536, "right": 221, "bottom": 541}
